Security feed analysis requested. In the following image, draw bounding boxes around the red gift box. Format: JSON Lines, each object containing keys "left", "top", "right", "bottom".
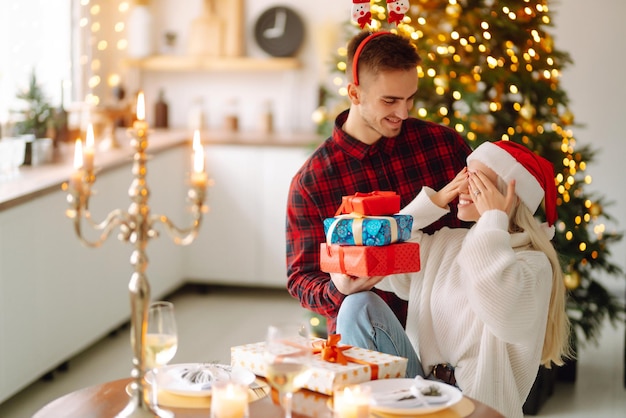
{"left": 336, "top": 191, "right": 401, "bottom": 216}
{"left": 320, "top": 242, "right": 420, "bottom": 276}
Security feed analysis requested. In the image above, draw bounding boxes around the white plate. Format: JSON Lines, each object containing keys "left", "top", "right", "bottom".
{"left": 145, "top": 363, "right": 256, "bottom": 397}
{"left": 360, "top": 378, "right": 463, "bottom": 415}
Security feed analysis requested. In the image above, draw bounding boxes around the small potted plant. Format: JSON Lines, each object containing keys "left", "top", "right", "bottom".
{"left": 12, "top": 70, "right": 55, "bottom": 165}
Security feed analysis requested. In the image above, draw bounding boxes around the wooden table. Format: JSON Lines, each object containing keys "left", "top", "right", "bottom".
{"left": 33, "top": 377, "right": 504, "bottom": 417}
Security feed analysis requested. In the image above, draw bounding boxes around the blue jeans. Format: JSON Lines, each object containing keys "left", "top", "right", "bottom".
{"left": 336, "top": 291, "right": 425, "bottom": 378}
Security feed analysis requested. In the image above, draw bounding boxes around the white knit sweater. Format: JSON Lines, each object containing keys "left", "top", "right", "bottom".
{"left": 376, "top": 188, "right": 552, "bottom": 418}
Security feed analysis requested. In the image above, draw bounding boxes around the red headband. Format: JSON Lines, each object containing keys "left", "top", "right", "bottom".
{"left": 352, "top": 31, "right": 392, "bottom": 86}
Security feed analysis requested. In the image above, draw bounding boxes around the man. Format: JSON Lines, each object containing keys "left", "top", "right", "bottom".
{"left": 285, "top": 30, "right": 471, "bottom": 344}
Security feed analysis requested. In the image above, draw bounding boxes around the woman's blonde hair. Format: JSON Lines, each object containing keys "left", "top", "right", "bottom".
{"left": 505, "top": 190, "right": 574, "bottom": 367}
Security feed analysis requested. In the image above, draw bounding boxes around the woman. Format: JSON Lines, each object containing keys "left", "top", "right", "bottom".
{"left": 337, "top": 140, "right": 572, "bottom": 418}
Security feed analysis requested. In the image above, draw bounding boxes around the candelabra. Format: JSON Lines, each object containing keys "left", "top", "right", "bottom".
{"left": 64, "top": 93, "right": 209, "bottom": 417}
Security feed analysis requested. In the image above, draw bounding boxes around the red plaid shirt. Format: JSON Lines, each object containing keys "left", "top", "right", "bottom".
{"left": 286, "top": 110, "right": 472, "bottom": 333}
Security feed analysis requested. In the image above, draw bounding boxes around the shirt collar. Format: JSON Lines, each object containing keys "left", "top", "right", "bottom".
{"left": 332, "top": 110, "right": 397, "bottom": 159}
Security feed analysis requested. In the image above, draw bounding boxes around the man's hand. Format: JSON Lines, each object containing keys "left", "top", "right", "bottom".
{"left": 330, "top": 272, "right": 384, "bottom": 295}
{"left": 431, "top": 167, "right": 468, "bottom": 208}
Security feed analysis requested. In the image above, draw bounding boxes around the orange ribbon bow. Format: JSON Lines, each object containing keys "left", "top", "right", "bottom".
{"left": 312, "top": 334, "right": 352, "bottom": 365}
{"left": 312, "top": 334, "right": 379, "bottom": 379}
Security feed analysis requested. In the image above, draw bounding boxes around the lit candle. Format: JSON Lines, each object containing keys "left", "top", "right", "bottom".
{"left": 210, "top": 382, "right": 248, "bottom": 418}
{"left": 191, "top": 129, "right": 208, "bottom": 188}
{"left": 70, "top": 138, "right": 84, "bottom": 192}
{"left": 134, "top": 91, "right": 148, "bottom": 131}
{"left": 83, "top": 123, "right": 95, "bottom": 172}
{"left": 333, "top": 385, "right": 370, "bottom": 418}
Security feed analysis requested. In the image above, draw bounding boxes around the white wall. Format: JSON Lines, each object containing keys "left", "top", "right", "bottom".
{"left": 553, "top": 0, "right": 626, "bottom": 296}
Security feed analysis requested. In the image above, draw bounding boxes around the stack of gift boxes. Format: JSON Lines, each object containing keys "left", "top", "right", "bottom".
{"left": 319, "top": 191, "right": 421, "bottom": 276}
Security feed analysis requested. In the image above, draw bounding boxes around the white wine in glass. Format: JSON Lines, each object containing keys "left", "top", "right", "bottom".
{"left": 146, "top": 300, "right": 178, "bottom": 418}
{"left": 145, "top": 332, "right": 178, "bottom": 369}
{"left": 264, "top": 322, "right": 312, "bottom": 418}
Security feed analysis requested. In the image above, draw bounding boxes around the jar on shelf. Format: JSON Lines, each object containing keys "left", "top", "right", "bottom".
{"left": 188, "top": 97, "right": 206, "bottom": 131}
{"left": 154, "top": 89, "right": 169, "bottom": 129}
{"left": 127, "top": 0, "right": 154, "bottom": 58}
{"left": 259, "top": 100, "right": 273, "bottom": 134}
{"left": 223, "top": 98, "right": 239, "bottom": 133}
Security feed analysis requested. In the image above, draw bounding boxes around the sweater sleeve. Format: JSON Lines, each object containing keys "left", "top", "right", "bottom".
{"left": 457, "top": 210, "right": 553, "bottom": 343}
{"left": 376, "top": 188, "right": 448, "bottom": 299}
{"left": 400, "top": 186, "right": 450, "bottom": 233}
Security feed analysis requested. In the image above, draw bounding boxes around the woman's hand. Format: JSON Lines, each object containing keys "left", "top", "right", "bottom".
{"left": 469, "top": 169, "right": 516, "bottom": 216}
{"left": 432, "top": 168, "right": 468, "bottom": 208}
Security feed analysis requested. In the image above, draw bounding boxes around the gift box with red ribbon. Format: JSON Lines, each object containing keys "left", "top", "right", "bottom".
{"left": 336, "top": 191, "right": 401, "bottom": 216}
{"left": 230, "top": 335, "right": 407, "bottom": 395}
{"left": 323, "top": 214, "right": 412, "bottom": 246}
{"left": 320, "top": 242, "right": 420, "bottom": 276}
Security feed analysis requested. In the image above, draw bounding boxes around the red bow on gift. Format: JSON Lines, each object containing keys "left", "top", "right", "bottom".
{"left": 312, "top": 334, "right": 351, "bottom": 365}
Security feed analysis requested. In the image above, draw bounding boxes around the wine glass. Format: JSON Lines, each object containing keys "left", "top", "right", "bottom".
{"left": 146, "top": 300, "right": 178, "bottom": 417}
{"left": 264, "top": 321, "right": 312, "bottom": 418}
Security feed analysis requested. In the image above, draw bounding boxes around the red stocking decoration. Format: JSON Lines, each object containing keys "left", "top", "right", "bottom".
{"left": 352, "top": 0, "right": 372, "bottom": 29}
{"left": 387, "top": 0, "right": 410, "bottom": 25}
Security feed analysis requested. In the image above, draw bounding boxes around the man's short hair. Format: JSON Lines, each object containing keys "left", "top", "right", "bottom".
{"left": 346, "top": 31, "right": 421, "bottom": 84}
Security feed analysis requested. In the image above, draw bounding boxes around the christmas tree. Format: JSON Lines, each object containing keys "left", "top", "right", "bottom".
{"left": 314, "top": 0, "right": 625, "bottom": 346}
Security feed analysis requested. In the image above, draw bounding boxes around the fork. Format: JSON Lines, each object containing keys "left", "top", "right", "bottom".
{"left": 249, "top": 380, "right": 269, "bottom": 398}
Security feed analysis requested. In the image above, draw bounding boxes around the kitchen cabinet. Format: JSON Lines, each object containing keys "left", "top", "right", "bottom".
{"left": 183, "top": 144, "right": 311, "bottom": 287}
{"left": 0, "top": 145, "right": 188, "bottom": 404}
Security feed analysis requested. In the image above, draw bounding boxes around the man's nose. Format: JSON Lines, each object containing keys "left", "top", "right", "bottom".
{"left": 394, "top": 103, "right": 410, "bottom": 120}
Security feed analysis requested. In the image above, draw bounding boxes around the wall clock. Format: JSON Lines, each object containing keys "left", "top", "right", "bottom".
{"left": 254, "top": 6, "right": 305, "bottom": 58}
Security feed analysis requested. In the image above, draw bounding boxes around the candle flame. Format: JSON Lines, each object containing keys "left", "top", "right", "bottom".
{"left": 137, "top": 91, "right": 145, "bottom": 121}
{"left": 86, "top": 123, "right": 95, "bottom": 149}
{"left": 74, "top": 138, "right": 84, "bottom": 169}
{"left": 193, "top": 130, "right": 204, "bottom": 173}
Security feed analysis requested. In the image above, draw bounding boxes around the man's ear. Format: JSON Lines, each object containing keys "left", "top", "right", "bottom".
{"left": 346, "top": 83, "right": 361, "bottom": 105}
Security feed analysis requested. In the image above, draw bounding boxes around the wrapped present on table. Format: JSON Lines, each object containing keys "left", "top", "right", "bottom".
{"left": 336, "top": 191, "right": 400, "bottom": 216}
{"left": 323, "top": 214, "right": 412, "bottom": 246}
{"left": 291, "top": 389, "right": 333, "bottom": 418}
{"left": 320, "top": 242, "right": 420, "bottom": 277}
{"left": 231, "top": 335, "right": 407, "bottom": 395}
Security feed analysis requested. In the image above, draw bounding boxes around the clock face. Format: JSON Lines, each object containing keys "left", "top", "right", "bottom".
{"left": 254, "top": 6, "right": 305, "bottom": 58}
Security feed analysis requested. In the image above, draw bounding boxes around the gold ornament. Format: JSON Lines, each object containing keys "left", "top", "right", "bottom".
{"left": 589, "top": 202, "right": 602, "bottom": 217}
{"left": 446, "top": 3, "right": 462, "bottom": 18}
{"left": 561, "top": 109, "right": 575, "bottom": 125}
{"left": 564, "top": 270, "right": 581, "bottom": 290}
{"left": 520, "top": 99, "right": 536, "bottom": 120}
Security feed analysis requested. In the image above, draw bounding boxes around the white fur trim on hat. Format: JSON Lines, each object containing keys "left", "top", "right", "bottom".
{"left": 467, "top": 142, "right": 544, "bottom": 214}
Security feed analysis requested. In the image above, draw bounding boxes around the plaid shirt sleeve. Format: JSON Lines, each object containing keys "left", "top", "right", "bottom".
{"left": 286, "top": 171, "right": 344, "bottom": 321}
{"left": 285, "top": 112, "right": 472, "bottom": 334}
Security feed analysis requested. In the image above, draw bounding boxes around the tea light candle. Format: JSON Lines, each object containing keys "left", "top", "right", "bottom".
{"left": 210, "top": 382, "right": 248, "bottom": 418}
{"left": 333, "top": 385, "right": 370, "bottom": 418}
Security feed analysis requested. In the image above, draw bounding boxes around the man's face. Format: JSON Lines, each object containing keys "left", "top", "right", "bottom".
{"left": 354, "top": 68, "right": 418, "bottom": 141}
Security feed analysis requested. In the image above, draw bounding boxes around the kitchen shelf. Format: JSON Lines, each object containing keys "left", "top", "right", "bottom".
{"left": 126, "top": 55, "right": 302, "bottom": 72}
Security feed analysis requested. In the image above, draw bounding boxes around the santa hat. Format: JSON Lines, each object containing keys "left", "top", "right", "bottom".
{"left": 467, "top": 141, "right": 558, "bottom": 226}
{"left": 353, "top": 0, "right": 370, "bottom": 3}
